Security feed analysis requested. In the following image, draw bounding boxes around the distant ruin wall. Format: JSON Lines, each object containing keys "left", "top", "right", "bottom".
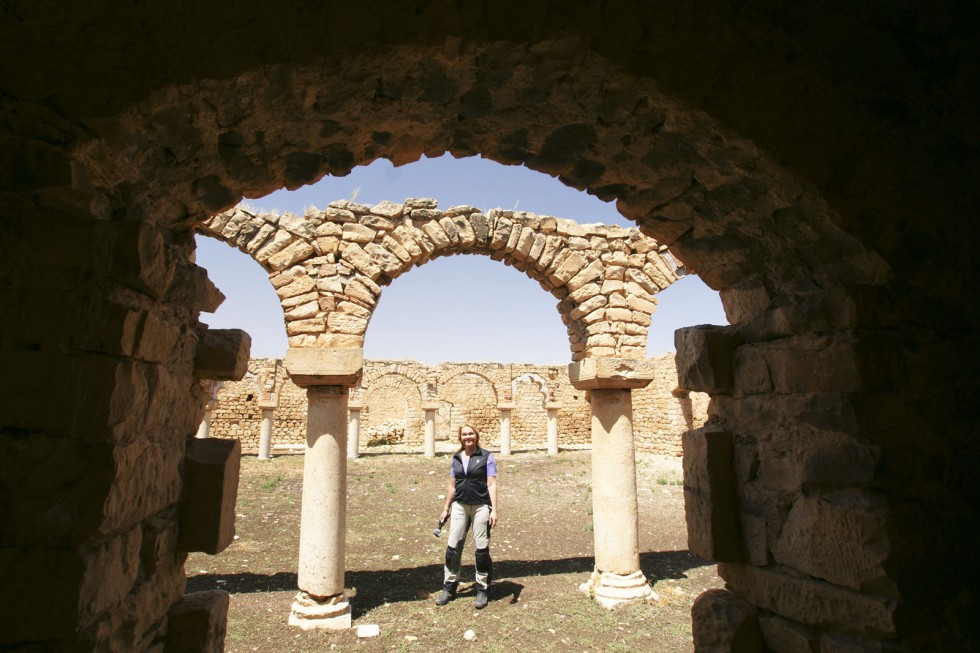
{"left": 205, "top": 355, "right": 708, "bottom": 455}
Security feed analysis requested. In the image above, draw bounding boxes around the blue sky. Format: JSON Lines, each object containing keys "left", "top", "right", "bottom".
{"left": 195, "top": 155, "right": 727, "bottom": 363}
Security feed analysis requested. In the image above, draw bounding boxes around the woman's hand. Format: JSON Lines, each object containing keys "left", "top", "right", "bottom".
{"left": 488, "top": 507, "right": 498, "bottom": 528}
{"left": 439, "top": 508, "right": 449, "bottom": 524}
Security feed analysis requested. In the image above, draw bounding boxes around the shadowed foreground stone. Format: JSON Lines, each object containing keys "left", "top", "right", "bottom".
{"left": 165, "top": 590, "right": 229, "bottom": 653}
{"left": 691, "top": 589, "right": 763, "bottom": 653}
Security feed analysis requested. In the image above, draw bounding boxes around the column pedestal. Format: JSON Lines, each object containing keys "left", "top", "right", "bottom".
{"left": 498, "top": 402, "right": 515, "bottom": 455}
{"left": 289, "top": 591, "right": 351, "bottom": 631}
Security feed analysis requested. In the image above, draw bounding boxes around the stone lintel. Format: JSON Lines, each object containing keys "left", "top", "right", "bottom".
{"left": 194, "top": 328, "right": 251, "bottom": 380}
{"left": 567, "top": 358, "right": 655, "bottom": 390}
{"left": 497, "top": 402, "right": 516, "bottom": 411}
{"left": 284, "top": 347, "right": 363, "bottom": 387}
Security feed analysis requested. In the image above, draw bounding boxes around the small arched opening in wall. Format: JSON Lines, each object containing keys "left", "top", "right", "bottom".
{"left": 511, "top": 372, "right": 552, "bottom": 452}
{"left": 361, "top": 372, "right": 424, "bottom": 448}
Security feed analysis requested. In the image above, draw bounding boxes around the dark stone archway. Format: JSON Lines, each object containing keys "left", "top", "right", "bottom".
{"left": 1, "top": 3, "right": 977, "bottom": 651}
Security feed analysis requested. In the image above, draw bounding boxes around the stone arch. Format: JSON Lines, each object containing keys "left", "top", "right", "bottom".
{"left": 200, "top": 202, "right": 678, "bottom": 360}
{"left": 360, "top": 372, "right": 424, "bottom": 447}
{"left": 438, "top": 370, "right": 500, "bottom": 443}
{"left": 511, "top": 373, "right": 552, "bottom": 450}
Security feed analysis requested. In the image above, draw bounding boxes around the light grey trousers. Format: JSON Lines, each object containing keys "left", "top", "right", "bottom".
{"left": 443, "top": 502, "right": 492, "bottom": 590}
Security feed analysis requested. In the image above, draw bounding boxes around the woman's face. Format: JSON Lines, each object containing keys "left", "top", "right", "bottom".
{"left": 459, "top": 427, "right": 478, "bottom": 448}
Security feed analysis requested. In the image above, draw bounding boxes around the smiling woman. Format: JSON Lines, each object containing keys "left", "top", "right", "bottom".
{"left": 194, "top": 155, "right": 727, "bottom": 363}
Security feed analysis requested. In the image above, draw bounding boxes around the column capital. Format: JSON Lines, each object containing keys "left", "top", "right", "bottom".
{"left": 422, "top": 402, "right": 441, "bottom": 411}
{"left": 567, "top": 358, "right": 655, "bottom": 390}
{"left": 284, "top": 347, "right": 363, "bottom": 387}
{"left": 257, "top": 393, "right": 279, "bottom": 410}
{"left": 347, "top": 401, "right": 364, "bottom": 411}
{"left": 497, "top": 402, "right": 516, "bottom": 411}
{"left": 545, "top": 402, "right": 561, "bottom": 411}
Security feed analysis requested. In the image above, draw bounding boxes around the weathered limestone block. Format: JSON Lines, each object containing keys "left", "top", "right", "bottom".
{"left": 244, "top": 222, "right": 276, "bottom": 254}
{"left": 135, "top": 312, "right": 182, "bottom": 363}
{"left": 390, "top": 225, "right": 425, "bottom": 260}
{"left": 268, "top": 240, "right": 315, "bottom": 271}
{"left": 323, "top": 207, "right": 356, "bottom": 223}
{"left": 528, "top": 233, "right": 547, "bottom": 261}
{"left": 568, "top": 358, "right": 655, "bottom": 389}
{"left": 568, "top": 282, "right": 601, "bottom": 303}
{"left": 503, "top": 222, "right": 522, "bottom": 252}
{"left": 194, "top": 328, "right": 251, "bottom": 381}
{"left": 364, "top": 242, "right": 404, "bottom": 276}
{"left": 344, "top": 279, "right": 379, "bottom": 307}
{"left": 567, "top": 259, "right": 604, "bottom": 291}
{"left": 555, "top": 218, "right": 586, "bottom": 237}
{"left": 381, "top": 234, "right": 411, "bottom": 262}
{"left": 276, "top": 274, "right": 315, "bottom": 299}
{"left": 341, "top": 223, "right": 377, "bottom": 243}
{"left": 764, "top": 336, "right": 903, "bottom": 394}
{"left": 285, "top": 300, "right": 319, "bottom": 320}
{"left": 490, "top": 216, "right": 513, "bottom": 248}
{"left": 327, "top": 311, "right": 367, "bottom": 335}
{"left": 369, "top": 200, "right": 403, "bottom": 218}
{"left": 286, "top": 317, "right": 326, "bottom": 335}
{"left": 468, "top": 212, "right": 490, "bottom": 245}
{"left": 718, "top": 563, "right": 897, "bottom": 637}
{"left": 167, "top": 262, "right": 224, "bottom": 314}
{"left": 801, "top": 442, "right": 879, "bottom": 490}
{"left": 164, "top": 590, "right": 229, "bottom": 653}
{"left": 675, "top": 325, "right": 742, "bottom": 394}
{"left": 512, "top": 226, "right": 536, "bottom": 259}
{"left": 772, "top": 493, "right": 890, "bottom": 591}
{"left": 109, "top": 222, "right": 176, "bottom": 300}
{"left": 538, "top": 235, "right": 563, "bottom": 268}
{"left": 683, "top": 425, "right": 744, "bottom": 562}
{"left": 281, "top": 290, "right": 318, "bottom": 310}
{"left": 549, "top": 251, "right": 588, "bottom": 285}
{"left": 691, "top": 589, "right": 763, "bottom": 653}
{"left": 451, "top": 215, "right": 477, "bottom": 246}
{"left": 284, "top": 347, "right": 363, "bottom": 387}
{"left": 178, "top": 438, "right": 241, "bottom": 554}
{"left": 571, "top": 295, "right": 608, "bottom": 321}
{"left": 278, "top": 212, "right": 315, "bottom": 238}
{"left": 757, "top": 613, "right": 820, "bottom": 653}
{"left": 254, "top": 229, "right": 294, "bottom": 262}
{"left": 420, "top": 220, "right": 451, "bottom": 248}
{"left": 340, "top": 243, "right": 383, "bottom": 280}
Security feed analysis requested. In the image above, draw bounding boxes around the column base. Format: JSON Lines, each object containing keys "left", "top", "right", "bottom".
{"left": 288, "top": 591, "right": 352, "bottom": 630}
{"left": 579, "top": 568, "right": 656, "bottom": 609}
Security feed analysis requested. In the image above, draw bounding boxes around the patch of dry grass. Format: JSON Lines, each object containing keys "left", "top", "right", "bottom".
{"left": 187, "top": 448, "right": 722, "bottom": 652}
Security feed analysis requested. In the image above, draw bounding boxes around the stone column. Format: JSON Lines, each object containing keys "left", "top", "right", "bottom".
{"left": 195, "top": 399, "right": 215, "bottom": 438}
{"left": 497, "top": 402, "right": 515, "bottom": 455}
{"left": 257, "top": 394, "right": 278, "bottom": 460}
{"left": 422, "top": 403, "right": 440, "bottom": 458}
{"left": 284, "top": 348, "right": 363, "bottom": 631}
{"left": 569, "top": 358, "right": 656, "bottom": 608}
{"left": 347, "top": 401, "right": 363, "bottom": 460}
{"left": 546, "top": 401, "right": 561, "bottom": 455}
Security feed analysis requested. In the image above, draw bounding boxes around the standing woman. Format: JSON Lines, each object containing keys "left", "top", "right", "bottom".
{"left": 436, "top": 424, "right": 498, "bottom": 608}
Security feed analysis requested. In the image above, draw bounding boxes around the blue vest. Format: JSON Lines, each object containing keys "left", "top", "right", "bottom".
{"left": 452, "top": 447, "right": 491, "bottom": 506}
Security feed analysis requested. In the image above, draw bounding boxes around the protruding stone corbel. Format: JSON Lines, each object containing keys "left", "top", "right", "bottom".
{"left": 682, "top": 425, "right": 744, "bottom": 562}
{"left": 193, "top": 328, "right": 251, "bottom": 381}
{"left": 674, "top": 325, "right": 742, "bottom": 394}
{"left": 178, "top": 437, "right": 241, "bottom": 554}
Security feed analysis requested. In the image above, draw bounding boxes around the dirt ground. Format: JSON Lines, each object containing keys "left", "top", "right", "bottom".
{"left": 186, "top": 445, "right": 723, "bottom": 652}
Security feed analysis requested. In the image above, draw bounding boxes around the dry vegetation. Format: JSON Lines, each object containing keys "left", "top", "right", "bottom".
{"left": 187, "top": 447, "right": 723, "bottom": 652}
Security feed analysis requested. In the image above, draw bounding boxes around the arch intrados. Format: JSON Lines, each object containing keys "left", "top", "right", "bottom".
{"left": 360, "top": 372, "right": 424, "bottom": 404}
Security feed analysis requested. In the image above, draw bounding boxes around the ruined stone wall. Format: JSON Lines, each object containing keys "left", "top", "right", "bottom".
{"left": 206, "top": 355, "right": 707, "bottom": 455}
